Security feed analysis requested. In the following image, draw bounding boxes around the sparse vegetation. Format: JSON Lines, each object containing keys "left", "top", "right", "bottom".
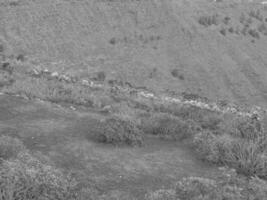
{"left": 248, "top": 29, "right": 260, "bottom": 39}
{"left": 198, "top": 14, "right": 219, "bottom": 27}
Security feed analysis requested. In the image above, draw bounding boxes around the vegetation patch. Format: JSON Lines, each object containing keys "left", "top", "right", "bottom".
{"left": 97, "top": 115, "right": 144, "bottom": 146}
{"left": 0, "top": 151, "right": 80, "bottom": 200}
{"left": 198, "top": 14, "right": 219, "bottom": 27}
{"left": 147, "top": 167, "right": 267, "bottom": 200}
{"left": 142, "top": 113, "right": 201, "bottom": 140}
{"left": 193, "top": 116, "right": 267, "bottom": 178}
{"left": 0, "top": 135, "right": 26, "bottom": 160}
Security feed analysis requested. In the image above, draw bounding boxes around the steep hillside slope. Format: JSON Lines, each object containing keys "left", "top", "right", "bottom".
{"left": 1, "top": 0, "right": 267, "bottom": 107}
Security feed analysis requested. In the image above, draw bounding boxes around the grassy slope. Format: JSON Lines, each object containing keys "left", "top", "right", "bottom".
{"left": 0, "top": 0, "right": 267, "bottom": 107}
{"left": 0, "top": 94, "right": 220, "bottom": 199}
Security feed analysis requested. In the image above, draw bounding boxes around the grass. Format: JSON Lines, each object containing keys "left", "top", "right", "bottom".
{"left": 0, "top": 135, "right": 26, "bottom": 160}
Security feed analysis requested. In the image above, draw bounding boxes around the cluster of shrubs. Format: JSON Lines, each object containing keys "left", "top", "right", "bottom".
{"left": 96, "top": 115, "right": 144, "bottom": 146}
{"left": 193, "top": 116, "right": 267, "bottom": 178}
{"left": 198, "top": 14, "right": 219, "bottom": 27}
{"left": 141, "top": 112, "right": 201, "bottom": 140}
{"left": 146, "top": 167, "right": 267, "bottom": 200}
{"left": 0, "top": 135, "right": 85, "bottom": 200}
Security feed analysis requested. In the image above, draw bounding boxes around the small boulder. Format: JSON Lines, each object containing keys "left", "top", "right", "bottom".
{"left": 82, "top": 79, "right": 90, "bottom": 86}
{"left": 51, "top": 72, "right": 59, "bottom": 78}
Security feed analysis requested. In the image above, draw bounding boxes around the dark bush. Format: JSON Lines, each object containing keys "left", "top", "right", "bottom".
{"left": 142, "top": 113, "right": 200, "bottom": 140}
{"left": 228, "top": 27, "right": 234, "bottom": 33}
{"left": 16, "top": 54, "right": 25, "bottom": 62}
{"left": 109, "top": 37, "right": 116, "bottom": 45}
{"left": 0, "top": 44, "right": 4, "bottom": 53}
{"left": 198, "top": 14, "right": 219, "bottom": 27}
{"left": 171, "top": 69, "right": 184, "bottom": 80}
{"left": 220, "top": 28, "right": 226, "bottom": 36}
{"left": 97, "top": 116, "right": 144, "bottom": 146}
{"left": 248, "top": 29, "right": 260, "bottom": 39}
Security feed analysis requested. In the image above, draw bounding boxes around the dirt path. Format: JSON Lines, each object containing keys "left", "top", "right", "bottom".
{"left": 0, "top": 94, "right": 220, "bottom": 199}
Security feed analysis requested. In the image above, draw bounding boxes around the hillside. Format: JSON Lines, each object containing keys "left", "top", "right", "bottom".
{"left": 0, "top": 0, "right": 267, "bottom": 107}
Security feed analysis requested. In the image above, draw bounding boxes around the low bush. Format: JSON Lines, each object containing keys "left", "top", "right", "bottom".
{"left": 142, "top": 113, "right": 201, "bottom": 140}
{"left": 0, "top": 152, "right": 79, "bottom": 200}
{"left": 220, "top": 28, "right": 226, "bottom": 36}
{"left": 248, "top": 29, "right": 260, "bottom": 39}
{"left": 193, "top": 117, "right": 267, "bottom": 178}
{"left": 198, "top": 14, "right": 219, "bottom": 27}
{"left": 97, "top": 115, "right": 144, "bottom": 146}
{"left": 146, "top": 167, "right": 267, "bottom": 200}
{"left": 249, "top": 9, "right": 263, "bottom": 21}
{"left": 0, "top": 135, "right": 26, "bottom": 160}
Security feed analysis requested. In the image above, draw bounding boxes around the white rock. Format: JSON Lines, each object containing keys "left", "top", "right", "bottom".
{"left": 51, "top": 72, "right": 59, "bottom": 77}
{"left": 82, "top": 79, "right": 90, "bottom": 86}
{"left": 43, "top": 68, "right": 49, "bottom": 73}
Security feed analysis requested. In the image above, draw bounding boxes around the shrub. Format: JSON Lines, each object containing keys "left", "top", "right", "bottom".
{"left": 0, "top": 135, "right": 26, "bottom": 160}
{"left": 228, "top": 27, "right": 234, "bottom": 33}
{"left": 249, "top": 9, "right": 263, "bottom": 21}
{"left": 258, "top": 23, "right": 267, "bottom": 35}
{"left": 97, "top": 116, "right": 144, "bottom": 146}
{"left": 142, "top": 113, "right": 200, "bottom": 140}
{"left": 175, "top": 167, "right": 267, "bottom": 200}
{"left": 193, "top": 117, "right": 267, "bottom": 178}
{"left": 0, "top": 44, "right": 4, "bottom": 53}
{"left": 223, "top": 16, "right": 231, "bottom": 25}
{"left": 248, "top": 29, "right": 260, "bottom": 39}
{"left": 149, "top": 167, "right": 267, "bottom": 200}
{"left": 0, "top": 152, "right": 79, "bottom": 200}
{"left": 220, "top": 28, "right": 226, "bottom": 36}
{"left": 91, "top": 71, "right": 106, "bottom": 82}
{"left": 176, "top": 177, "right": 219, "bottom": 200}
{"left": 171, "top": 69, "right": 184, "bottom": 80}
{"left": 198, "top": 14, "right": 219, "bottom": 27}
{"left": 109, "top": 37, "right": 116, "bottom": 45}
{"left": 16, "top": 54, "right": 25, "bottom": 62}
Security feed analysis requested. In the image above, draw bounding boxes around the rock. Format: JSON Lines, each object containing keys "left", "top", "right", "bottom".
{"left": 51, "top": 72, "right": 59, "bottom": 78}
{"left": 30, "top": 68, "right": 41, "bottom": 77}
{"left": 82, "top": 79, "right": 90, "bottom": 86}
{"left": 59, "top": 74, "right": 71, "bottom": 82}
